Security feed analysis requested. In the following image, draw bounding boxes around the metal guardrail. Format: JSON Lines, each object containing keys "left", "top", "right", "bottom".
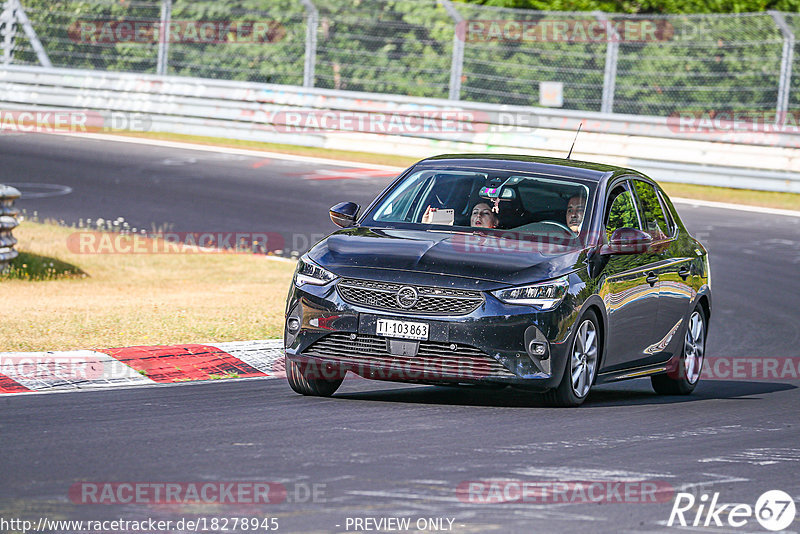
{"left": 1, "top": 64, "right": 799, "bottom": 193}
{"left": 0, "top": 184, "right": 20, "bottom": 272}
{"left": 3, "top": 64, "right": 799, "bottom": 149}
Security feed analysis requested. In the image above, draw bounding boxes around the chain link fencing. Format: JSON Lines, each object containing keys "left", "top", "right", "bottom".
{"left": 3, "top": 0, "right": 799, "bottom": 118}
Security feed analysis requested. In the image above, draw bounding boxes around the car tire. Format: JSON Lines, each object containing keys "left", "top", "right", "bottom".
{"left": 286, "top": 357, "right": 343, "bottom": 397}
{"left": 543, "top": 309, "right": 600, "bottom": 407}
{"left": 651, "top": 306, "right": 706, "bottom": 395}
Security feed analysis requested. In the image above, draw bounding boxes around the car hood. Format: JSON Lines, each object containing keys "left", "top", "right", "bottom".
{"left": 307, "top": 227, "right": 587, "bottom": 288}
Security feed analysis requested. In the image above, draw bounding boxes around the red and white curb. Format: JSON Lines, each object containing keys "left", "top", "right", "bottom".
{"left": 0, "top": 340, "right": 284, "bottom": 395}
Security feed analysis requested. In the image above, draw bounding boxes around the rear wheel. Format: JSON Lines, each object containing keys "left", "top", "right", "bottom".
{"left": 286, "top": 357, "right": 343, "bottom": 397}
{"left": 543, "top": 310, "right": 600, "bottom": 407}
{"left": 651, "top": 307, "right": 706, "bottom": 395}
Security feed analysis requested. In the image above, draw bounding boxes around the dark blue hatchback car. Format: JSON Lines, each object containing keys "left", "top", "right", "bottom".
{"left": 284, "top": 155, "right": 711, "bottom": 406}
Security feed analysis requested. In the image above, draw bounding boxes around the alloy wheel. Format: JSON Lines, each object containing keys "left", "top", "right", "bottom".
{"left": 684, "top": 311, "right": 705, "bottom": 384}
{"left": 570, "top": 319, "right": 598, "bottom": 398}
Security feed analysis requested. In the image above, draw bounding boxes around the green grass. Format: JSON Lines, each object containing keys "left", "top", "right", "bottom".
{"left": 208, "top": 372, "right": 240, "bottom": 380}
{"left": 1, "top": 251, "right": 86, "bottom": 281}
{"left": 660, "top": 183, "right": 800, "bottom": 211}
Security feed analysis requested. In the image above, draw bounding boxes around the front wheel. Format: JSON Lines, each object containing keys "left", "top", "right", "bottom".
{"left": 286, "top": 357, "right": 343, "bottom": 397}
{"left": 543, "top": 310, "right": 600, "bottom": 407}
{"left": 651, "top": 306, "right": 706, "bottom": 395}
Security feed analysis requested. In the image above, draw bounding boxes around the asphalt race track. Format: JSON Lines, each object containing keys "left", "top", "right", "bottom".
{"left": 2, "top": 133, "right": 800, "bottom": 533}
{"left": 0, "top": 134, "right": 397, "bottom": 255}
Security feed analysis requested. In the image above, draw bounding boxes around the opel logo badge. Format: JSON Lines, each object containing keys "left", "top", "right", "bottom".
{"left": 396, "top": 286, "right": 419, "bottom": 309}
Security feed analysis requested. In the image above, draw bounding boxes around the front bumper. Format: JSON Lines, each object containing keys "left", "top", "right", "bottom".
{"left": 284, "top": 277, "right": 578, "bottom": 392}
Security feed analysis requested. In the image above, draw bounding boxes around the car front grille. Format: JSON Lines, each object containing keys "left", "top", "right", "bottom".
{"left": 303, "top": 332, "right": 515, "bottom": 379}
{"left": 336, "top": 278, "right": 483, "bottom": 316}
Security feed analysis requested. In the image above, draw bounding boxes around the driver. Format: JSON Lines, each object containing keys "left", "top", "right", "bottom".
{"left": 566, "top": 193, "right": 586, "bottom": 233}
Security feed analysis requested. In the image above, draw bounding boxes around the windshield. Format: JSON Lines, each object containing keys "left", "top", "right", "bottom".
{"left": 364, "top": 168, "right": 594, "bottom": 238}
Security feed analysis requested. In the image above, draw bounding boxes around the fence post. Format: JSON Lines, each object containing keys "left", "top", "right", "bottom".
{"left": 770, "top": 11, "right": 794, "bottom": 125}
{"left": 595, "top": 11, "right": 619, "bottom": 114}
{"left": 14, "top": 0, "right": 50, "bottom": 67}
{"left": 300, "top": 0, "right": 317, "bottom": 88}
{"left": 156, "top": 0, "right": 172, "bottom": 76}
{"left": 0, "top": 185, "right": 20, "bottom": 272}
{"left": 439, "top": 0, "right": 464, "bottom": 101}
{"left": 1, "top": 0, "right": 17, "bottom": 65}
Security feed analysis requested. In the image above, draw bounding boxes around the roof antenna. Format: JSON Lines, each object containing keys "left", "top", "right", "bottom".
{"left": 566, "top": 121, "right": 583, "bottom": 160}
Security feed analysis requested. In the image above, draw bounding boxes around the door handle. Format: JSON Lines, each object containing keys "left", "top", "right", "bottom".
{"left": 678, "top": 266, "right": 691, "bottom": 280}
{"left": 646, "top": 272, "right": 659, "bottom": 286}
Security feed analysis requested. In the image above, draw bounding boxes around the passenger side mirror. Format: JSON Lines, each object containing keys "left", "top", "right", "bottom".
{"left": 601, "top": 228, "right": 653, "bottom": 255}
{"left": 330, "top": 201, "right": 360, "bottom": 228}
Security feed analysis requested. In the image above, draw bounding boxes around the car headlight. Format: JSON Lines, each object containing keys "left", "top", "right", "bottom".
{"left": 294, "top": 255, "right": 337, "bottom": 287}
{"left": 492, "top": 275, "right": 569, "bottom": 309}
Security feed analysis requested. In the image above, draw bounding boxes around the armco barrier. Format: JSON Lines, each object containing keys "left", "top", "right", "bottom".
{"left": 0, "top": 184, "right": 20, "bottom": 272}
{"left": 1, "top": 65, "right": 800, "bottom": 192}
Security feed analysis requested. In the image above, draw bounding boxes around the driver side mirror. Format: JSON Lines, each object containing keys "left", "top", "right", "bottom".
{"left": 600, "top": 228, "right": 653, "bottom": 255}
{"left": 330, "top": 201, "right": 360, "bottom": 228}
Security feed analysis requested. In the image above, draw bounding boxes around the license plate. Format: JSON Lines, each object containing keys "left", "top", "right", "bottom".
{"left": 376, "top": 319, "right": 429, "bottom": 340}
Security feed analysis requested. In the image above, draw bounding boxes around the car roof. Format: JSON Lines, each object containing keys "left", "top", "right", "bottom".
{"left": 415, "top": 154, "right": 633, "bottom": 182}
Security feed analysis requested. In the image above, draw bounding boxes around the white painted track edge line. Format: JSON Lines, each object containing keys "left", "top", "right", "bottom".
{"left": 49, "top": 131, "right": 404, "bottom": 171}
{"left": 671, "top": 197, "right": 800, "bottom": 217}
{"left": 0, "top": 340, "right": 284, "bottom": 358}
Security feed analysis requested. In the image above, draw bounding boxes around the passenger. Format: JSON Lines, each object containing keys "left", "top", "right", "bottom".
{"left": 470, "top": 202, "right": 499, "bottom": 229}
{"left": 421, "top": 201, "right": 499, "bottom": 229}
{"left": 566, "top": 193, "right": 586, "bottom": 233}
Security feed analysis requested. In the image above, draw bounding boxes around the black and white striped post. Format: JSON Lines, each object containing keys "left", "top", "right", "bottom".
{"left": 0, "top": 184, "right": 20, "bottom": 272}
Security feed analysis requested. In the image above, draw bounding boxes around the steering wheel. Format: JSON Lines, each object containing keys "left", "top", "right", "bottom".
{"left": 539, "top": 220, "right": 576, "bottom": 235}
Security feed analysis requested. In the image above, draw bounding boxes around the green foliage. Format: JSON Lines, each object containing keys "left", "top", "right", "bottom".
{"left": 11, "top": 0, "right": 798, "bottom": 115}
{"left": 310, "top": 0, "right": 452, "bottom": 96}
{"left": 606, "top": 189, "right": 638, "bottom": 238}
{"left": 466, "top": 0, "right": 800, "bottom": 14}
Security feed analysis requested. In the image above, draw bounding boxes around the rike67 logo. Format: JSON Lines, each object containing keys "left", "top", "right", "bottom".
{"left": 668, "top": 489, "right": 796, "bottom": 531}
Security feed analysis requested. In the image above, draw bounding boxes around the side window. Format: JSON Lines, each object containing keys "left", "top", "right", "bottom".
{"left": 605, "top": 184, "right": 639, "bottom": 240}
{"left": 374, "top": 174, "right": 431, "bottom": 222}
{"left": 633, "top": 180, "right": 669, "bottom": 240}
{"left": 657, "top": 190, "right": 677, "bottom": 237}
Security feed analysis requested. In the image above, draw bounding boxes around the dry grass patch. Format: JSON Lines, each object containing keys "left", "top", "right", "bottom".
{"left": 1, "top": 221, "right": 295, "bottom": 352}
{"left": 661, "top": 182, "right": 800, "bottom": 211}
